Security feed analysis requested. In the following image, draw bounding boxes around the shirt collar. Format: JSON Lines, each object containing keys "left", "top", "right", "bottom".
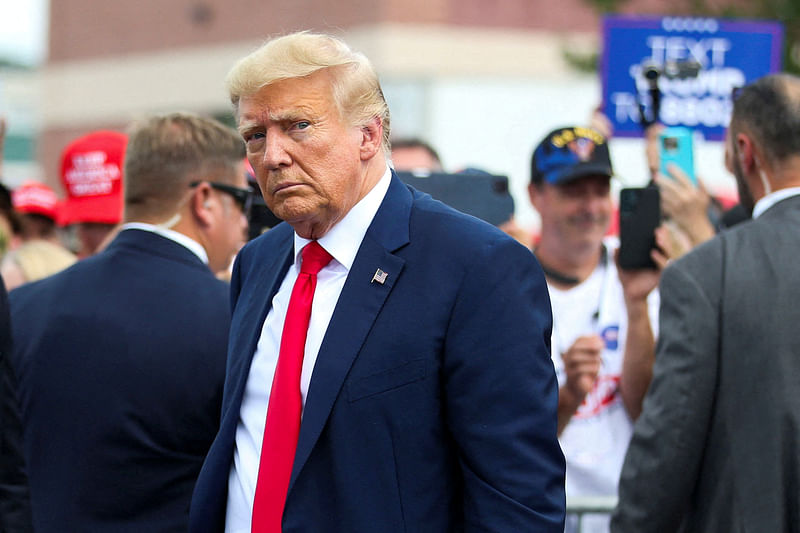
{"left": 752, "top": 186, "right": 800, "bottom": 219}
{"left": 292, "top": 165, "right": 392, "bottom": 270}
{"left": 119, "top": 222, "right": 209, "bottom": 264}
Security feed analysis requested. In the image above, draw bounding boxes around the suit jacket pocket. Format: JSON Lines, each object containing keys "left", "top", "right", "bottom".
{"left": 348, "top": 358, "right": 426, "bottom": 402}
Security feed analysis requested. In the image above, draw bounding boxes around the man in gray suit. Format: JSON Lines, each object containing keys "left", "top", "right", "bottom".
{"left": 611, "top": 73, "right": 800, "bottom": 532}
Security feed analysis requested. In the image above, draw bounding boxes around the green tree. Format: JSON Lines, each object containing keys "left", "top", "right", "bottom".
{"left": 574, "top": 0, "right": 798, "bottom": 74}
{"left": 687, "top": 0, "right": 799, "bottom": 73}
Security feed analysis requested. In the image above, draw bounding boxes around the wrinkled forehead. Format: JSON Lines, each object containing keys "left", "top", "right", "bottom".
{"left": 236, "top": 72, "right": 338, "bottom": 128}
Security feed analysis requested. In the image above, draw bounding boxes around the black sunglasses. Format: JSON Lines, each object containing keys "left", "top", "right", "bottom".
{"left": 190, "top": 181, "right": 253, "bottom": 215}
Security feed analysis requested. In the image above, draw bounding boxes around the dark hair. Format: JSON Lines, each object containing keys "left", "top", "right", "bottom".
{"left": 390, "top": 137, "right": 442, "bottom": 166}
{"left": 731, "top": 74, "right": 800, "bottom": 164}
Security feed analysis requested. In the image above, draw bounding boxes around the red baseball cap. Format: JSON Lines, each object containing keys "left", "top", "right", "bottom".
{"left": 12, "top": 181, "right": 59, "bottom": 220}
{"left": 58, "top": 130, "right": 127, "bottom": 226}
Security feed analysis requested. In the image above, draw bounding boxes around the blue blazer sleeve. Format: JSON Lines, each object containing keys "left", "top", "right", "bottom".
{"left": 443, "top": 236, "right": 565, "bottom": 532}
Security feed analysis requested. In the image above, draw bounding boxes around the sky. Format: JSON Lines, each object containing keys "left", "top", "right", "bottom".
{"left": 0, "top": 0, "right": 49, "bottom": 65}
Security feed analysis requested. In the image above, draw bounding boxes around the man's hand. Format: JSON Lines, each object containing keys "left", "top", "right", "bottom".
{"left": 651, "top": 221, "right": 693, "bottom": 269}
{"left": 557, "top": 334, "right": 603, "bottom": 434}
{"left": 562, "top": 335, "right": 603, "bottom": 399}
{"left": 615, "top": 248, "right": 661, "bottom": 305}
{"left": 655, "top": 169, "right": 715, "bottom": 247}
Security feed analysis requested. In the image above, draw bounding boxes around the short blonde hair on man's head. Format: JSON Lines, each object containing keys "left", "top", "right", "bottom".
{"left": 226, "top": 31, "right": 391, "bottom": 156}
{"left": 124, "top": 112, "right": 245, "bottom": 220}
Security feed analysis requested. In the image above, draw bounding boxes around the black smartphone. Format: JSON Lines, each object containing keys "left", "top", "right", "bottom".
{"left": 396, "top": 171, "right": 515, "bottom": 226}
{"left": 618, "top": 187, "right": 660, "bottom": 270}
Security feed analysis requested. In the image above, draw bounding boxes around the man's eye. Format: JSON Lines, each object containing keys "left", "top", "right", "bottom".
{"left": 294, "top": 121, "right": 310, "bottom": 130}
{"left": 244, "top": 132, "right": 265, "bottom": 143}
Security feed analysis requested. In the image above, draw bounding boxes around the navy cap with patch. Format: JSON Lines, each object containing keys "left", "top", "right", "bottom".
{"left": 531, "top": 126, "right": 613, "bottom": 185}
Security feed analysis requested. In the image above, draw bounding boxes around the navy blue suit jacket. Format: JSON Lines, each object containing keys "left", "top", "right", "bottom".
{"left": 190, "top": 174, "right": 565, "bottom": 532}
{"left": 0, "top": 278, "right": 33, "bottom": 532}
{"left": 10, "top": 230, "right": 230, "bottom": 533}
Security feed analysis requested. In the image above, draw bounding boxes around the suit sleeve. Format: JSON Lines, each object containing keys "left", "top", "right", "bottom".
{"left": 0, "top": 281, "right": 34, "bottom": 533}
{"left": 611, "top": 260, "right": 719, "bottom": 533}
{"left": 443, "top": 237, "right": 565, "bottom": 532}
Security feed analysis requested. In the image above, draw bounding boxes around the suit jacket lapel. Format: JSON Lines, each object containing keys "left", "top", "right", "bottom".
{"left": 290, "top": 173, "right": 412, "bottom": 489}
{"left": 223, "top": 228, "right": 294, "bottom": 422}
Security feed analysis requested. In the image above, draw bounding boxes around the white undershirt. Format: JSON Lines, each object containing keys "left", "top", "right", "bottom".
{"left": 225, "top": 167, "right": 391, "bottom": 532}
{"left": 548, "top": 239, "right": 659, "bottom": 533}
{"left": 118, "top": 222, "right": 208, "bottom": 264}
{"left": 752, "top": 186, "right": 800, "bottom": 219}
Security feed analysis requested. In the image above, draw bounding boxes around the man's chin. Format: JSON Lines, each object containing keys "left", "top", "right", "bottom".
{"left": 570, "top": 223, "right": 607, "bottom": 238}
{"left": 269, "top": 198, "right": 316, "bottom": 223}
{"left": 565, "top": 230, "right": 607, "bottom": 252}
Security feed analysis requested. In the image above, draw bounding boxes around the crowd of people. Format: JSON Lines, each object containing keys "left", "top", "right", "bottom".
{"left": 0, "top": 30, "right": 798, "bottom": 533}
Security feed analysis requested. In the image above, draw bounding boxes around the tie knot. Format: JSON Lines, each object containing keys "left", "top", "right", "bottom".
{"left": 300, "top": 241, "right": 333, "bottom": 275}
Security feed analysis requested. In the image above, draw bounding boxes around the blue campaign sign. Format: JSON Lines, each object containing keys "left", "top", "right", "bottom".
{"left": 601, "top": 16, "right": 783, "bottom": 140}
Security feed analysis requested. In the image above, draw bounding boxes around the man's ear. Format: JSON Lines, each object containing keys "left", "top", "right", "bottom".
{"left": 190, "top": 182, "right": 215, "bottom": 227}
{"left": 528, "top": 182, "right": 543, "bottom": 210}
{"left": 735, "top": 133, "right": 757, "bottom": 174}
{"left": 359, "top": 116, "right": 383, "bottom": 161}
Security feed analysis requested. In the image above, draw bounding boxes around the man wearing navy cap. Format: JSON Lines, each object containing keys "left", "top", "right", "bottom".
{"left": 528, "top": 126, "right": 660, "bottom": 533}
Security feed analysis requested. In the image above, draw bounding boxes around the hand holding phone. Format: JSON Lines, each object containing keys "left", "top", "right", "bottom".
{"left": 658, "top": 127, "right": 696, "bottom": 186}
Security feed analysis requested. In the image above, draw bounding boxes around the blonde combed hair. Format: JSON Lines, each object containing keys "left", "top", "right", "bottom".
{"left": 226, "top": 31, "right": 392, "bottom": 156}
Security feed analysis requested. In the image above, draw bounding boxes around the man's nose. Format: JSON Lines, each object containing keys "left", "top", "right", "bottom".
{"left": 262, "top": 135, "right": 291, "bottom": 170}
{"left": 583, "top": 192, "right": 609, "bottom": 211}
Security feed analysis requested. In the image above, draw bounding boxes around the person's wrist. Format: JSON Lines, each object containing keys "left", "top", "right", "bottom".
{"left": 680, "top": 218, "right": 715, "bottom": 244}
{"left": 624, "top": 295, "right": 649, "bottom": 315}
{"left": 563, "top": 380, "right": 587, "bottom": 405}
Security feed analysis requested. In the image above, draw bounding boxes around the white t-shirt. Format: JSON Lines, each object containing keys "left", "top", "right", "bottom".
{"left": 547, "top": 241, "right": 659, "bottom": 533}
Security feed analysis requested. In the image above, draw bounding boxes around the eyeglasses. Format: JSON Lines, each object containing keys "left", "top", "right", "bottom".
{"left": 190, "top": 181, "right": 253, "bottom": 215}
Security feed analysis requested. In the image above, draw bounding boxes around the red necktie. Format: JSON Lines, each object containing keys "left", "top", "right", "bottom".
{"left": 251, "top": 241, "right": 333, "bottom": 533}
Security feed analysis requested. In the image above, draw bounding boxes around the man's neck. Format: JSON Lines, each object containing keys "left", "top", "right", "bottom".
{"left": 769, "top": 158, "right": 800, "bottom": 191}
{"left": 535, "top": 239, "right": 604, "bottom": 288}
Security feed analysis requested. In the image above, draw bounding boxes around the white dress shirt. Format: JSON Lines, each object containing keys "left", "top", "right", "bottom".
{"left": 118, "top": 222, "right": 209, "bottom": 264}
{"left": 752, "top": 186, "right": 800, "bottom": 219}
{"left": 225, "top": 167, "right": 392, "bottom": 532}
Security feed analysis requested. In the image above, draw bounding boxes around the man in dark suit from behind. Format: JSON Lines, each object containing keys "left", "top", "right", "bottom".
{"left": 0, "top": 278, "right": 32, "bottom": 532}
{"left": 9, "top": 112, "right": 249, "bottom": 532}
{"left": 190, "top": 31, "right": 564, "bottom": 533}
{"left": 612, "top": 73, "right": 800, "bottom": 532}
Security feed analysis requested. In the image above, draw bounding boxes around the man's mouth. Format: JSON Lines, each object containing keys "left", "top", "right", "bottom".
{"left": 272, "top": 182, "right": 303, "bottom": 195}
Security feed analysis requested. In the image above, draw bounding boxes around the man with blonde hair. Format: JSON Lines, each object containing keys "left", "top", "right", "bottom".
{"left": 9, "top": 112, "right": 249, "bottom": 532}
{"left": 191, "top": 31, "right": 565, "bottom": 533}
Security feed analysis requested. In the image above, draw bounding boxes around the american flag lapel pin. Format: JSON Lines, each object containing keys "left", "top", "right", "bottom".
{"left": 371, "top": 268, "right": 388, "bottom": 285}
